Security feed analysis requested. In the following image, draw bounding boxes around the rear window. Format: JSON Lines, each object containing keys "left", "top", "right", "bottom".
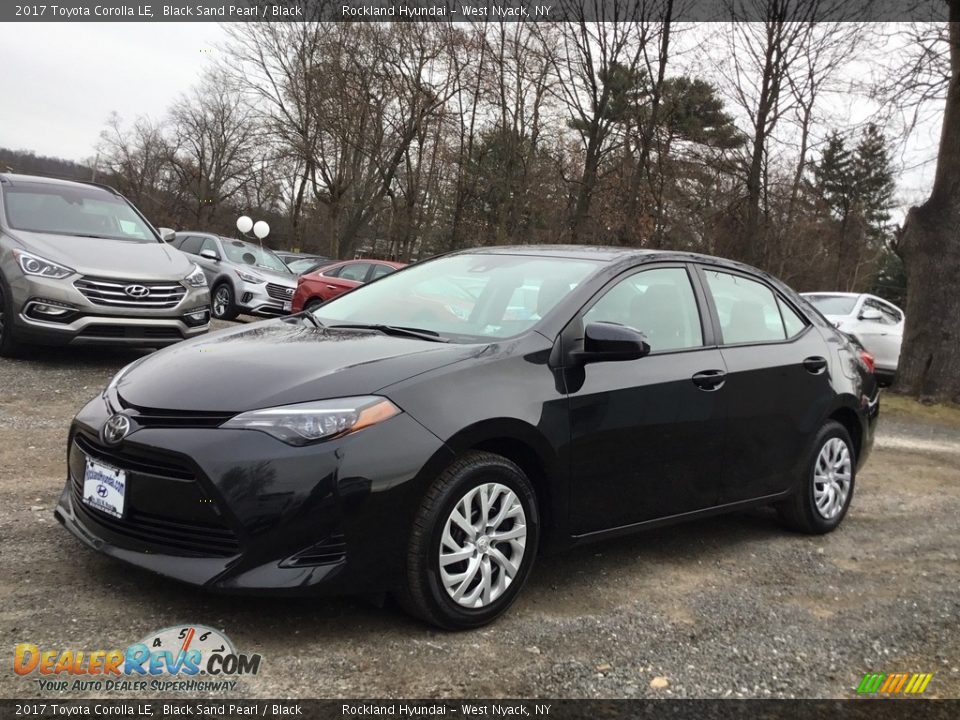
{"left": 805, "top": 295, "right": 858, "bottom": 316}
{"left": 3, "top": 182, "right": 157, "bottom": 242}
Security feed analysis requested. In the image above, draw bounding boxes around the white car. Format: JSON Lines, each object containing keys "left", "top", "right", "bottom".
{"left": 802, "top": 292, "right": 904, "bottom": 384}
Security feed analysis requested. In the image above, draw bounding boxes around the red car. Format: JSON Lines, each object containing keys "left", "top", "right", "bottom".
{"left": 291, "top": 259, "right": 406, "bottom": 312}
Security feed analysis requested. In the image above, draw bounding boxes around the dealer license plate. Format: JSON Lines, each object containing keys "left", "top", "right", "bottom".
{"left": 82, "top": 458, "right": 126, "bottom": 519}
{"left": 283, "top": 301, "right": 292, "bottom": 312}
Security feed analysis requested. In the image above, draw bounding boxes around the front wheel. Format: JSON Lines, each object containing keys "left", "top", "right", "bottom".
{"left": 397, "top": 451, "right": 540, "bottom": 630}
{"left": 211, "top": 283, "right": 238, "bottom": 321}
{"left": 0, "top": 275, "right": 23, "bottom": 357}
{"left": 778, "top": 420, "right": 856, "bottom": 534}
{"left": 304, "top": 298, "right": 324, "bottom": 313}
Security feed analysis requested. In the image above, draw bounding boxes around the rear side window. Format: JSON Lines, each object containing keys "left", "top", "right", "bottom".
{"left": 704, "top": 270, "right": 789, "bottom": 344}
{"left": 778, "top": 297, "right": 807, "bottom": 338}
{"left": 585, "top": 267, "right": 703, "bottom": 353}
{"left": 370, "top": 264, "right": 395, "bottom": 280}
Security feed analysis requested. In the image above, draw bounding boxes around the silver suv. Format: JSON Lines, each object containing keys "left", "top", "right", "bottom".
{"left": 0, "top": 174, "right": 210, "bottom": 355}
{"left": 172, "top": 232, "right": 298, "bottom": 320}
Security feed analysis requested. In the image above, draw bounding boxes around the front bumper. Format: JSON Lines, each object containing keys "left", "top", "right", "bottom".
{"left": 55, "top": 394, "right": 452, "bottom": 595}
{"left": 236, "top": 280, "right": 295, "bottom": 317}
{"left": 11, "top": 273, "right": 210, "bottom": 346}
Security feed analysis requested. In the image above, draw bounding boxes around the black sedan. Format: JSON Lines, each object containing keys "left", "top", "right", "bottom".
{"left": 55, "top": 246, "right": 878, "bottom": 629}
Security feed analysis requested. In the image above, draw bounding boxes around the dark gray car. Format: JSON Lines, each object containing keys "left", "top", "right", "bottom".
{"left": 0, "top": 174, "right": 210, "bottom": 355}
{"left": 172, "top": 232, "right": 298, "bottom": 320}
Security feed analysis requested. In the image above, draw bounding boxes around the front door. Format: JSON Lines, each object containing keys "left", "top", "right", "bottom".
{"left": 566, "top": 265, "right": 728, "bottom": 535}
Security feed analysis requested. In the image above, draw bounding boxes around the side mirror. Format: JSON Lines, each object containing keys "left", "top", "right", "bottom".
{"left": 570, "top": 322, "right": 651, "bottom": 365}
{"left": 158, "top": 227, "right": 176, "bottom": 243}
{"left": 199, "top": 249, "right": 220, "bottom": 262}
{"left": 859, "top": 308, "right": 882, "bottom": 321}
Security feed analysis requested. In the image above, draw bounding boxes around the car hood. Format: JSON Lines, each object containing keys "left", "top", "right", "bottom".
{"left": 13, "top": 230, "right": 194, "bottom": 279}
{"left": 242, "top": 265, "right": 298, "bottom": 287}
{"left": 115, "top": 318, "right": 483, "bottom": 412}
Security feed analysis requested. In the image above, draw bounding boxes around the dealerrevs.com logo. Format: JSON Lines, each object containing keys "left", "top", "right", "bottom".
{"left": 13, "top": 625, "right": 261, "bottom": 693}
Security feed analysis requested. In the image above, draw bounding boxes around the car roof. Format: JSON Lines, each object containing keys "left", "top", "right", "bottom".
{"left": 0, "top": 172, "right": 121, "bottom": 195}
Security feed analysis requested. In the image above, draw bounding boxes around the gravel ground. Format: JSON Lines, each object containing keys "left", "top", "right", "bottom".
{"left": 1, "top": 319, "right": 958, "bottom": 700}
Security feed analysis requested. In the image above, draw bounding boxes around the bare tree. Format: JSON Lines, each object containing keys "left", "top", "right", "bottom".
{"left": 168, "top": 71, "right": 257, "bottom": 226}
{"left": 894, "top": 4, "right": 960, "bottom": 403}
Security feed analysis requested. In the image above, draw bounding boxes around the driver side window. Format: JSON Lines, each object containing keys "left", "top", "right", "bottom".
{"left": 584, "top": 267, "right": 704, "bottom": 353}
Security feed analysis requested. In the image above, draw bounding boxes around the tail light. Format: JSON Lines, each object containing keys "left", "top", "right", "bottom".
{"left": 859, "top": 351, "right": 875, "bottom": 374}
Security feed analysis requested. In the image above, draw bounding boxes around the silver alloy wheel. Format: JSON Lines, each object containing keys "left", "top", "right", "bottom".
{"left": 213, "top": 286, "right": 230, "bottom": 317}
{"left": 813, "top": 437, "right": 852, "bottom": 520}
{"left": 439, "top": 482, "right": 527, "bottom": 609}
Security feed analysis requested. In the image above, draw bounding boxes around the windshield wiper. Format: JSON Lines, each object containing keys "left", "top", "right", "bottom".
{"left": 328, "top": 323, "right": 449, "bottom": 343}
{"left": 298, "top": 312, "right": 323, "bottom": 329}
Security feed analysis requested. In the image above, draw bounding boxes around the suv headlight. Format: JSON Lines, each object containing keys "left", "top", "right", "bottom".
{"left": 220, "top": 396, "right": 401, "bottom": 446}
{"left": 184, "top": 264, "right": 207, "bottom": 288}
{"left": 12, "top": 249, "right": 74, "bottom": 280}
{"left": 235, "top": 268, "right": 263, "bottom": 284}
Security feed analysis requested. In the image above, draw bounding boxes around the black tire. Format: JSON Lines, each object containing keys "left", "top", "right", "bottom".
{"left": 777, "top": 420, "right": 856, "bottom": 534}
{"left": 0, "top": 274, "right": 23, "bottom": 358}
{"left": 397, "top": 451, "right": 540, "bottom": 630}
{"left": 304, "top": 298, "right": 324, "bottom": 313}
{"left": 211, "top": 283, "right": 238, "bottom": 321}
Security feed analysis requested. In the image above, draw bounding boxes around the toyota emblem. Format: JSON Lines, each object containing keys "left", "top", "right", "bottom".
{"left": 124, "top": 284, "right": 150, "bottom": 298}
{"left": 102, "top": 414, "right": 131, "bottom": 445}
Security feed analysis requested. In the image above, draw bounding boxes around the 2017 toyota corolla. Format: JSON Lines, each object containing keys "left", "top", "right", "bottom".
{"left": 55, "top": 247, "right": 878, "bottom": 629}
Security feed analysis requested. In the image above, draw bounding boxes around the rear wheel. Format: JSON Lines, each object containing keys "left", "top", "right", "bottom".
{"left": 778, "top": 420, "right": 855, "bottom": 534}
{"left": 397, "top": 451, "right": 539, "bottom": 630}
{"left": 211, "top": 283, "right": 238, "bottom": 321}
{"left": 0, "top": 275, "right": 23, "bottom": 357}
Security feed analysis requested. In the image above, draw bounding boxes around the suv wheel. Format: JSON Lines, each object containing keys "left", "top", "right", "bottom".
{"left": 778, "top": 420, "right": 856, "bottom": 534}
{"left": 0, "top": 275, "right": 23, "bottom": 357}
{"left": 305, "top": 298, "right": 324, "bottom": 313}
{"left": 397, "top": 451, "right": 539, "bottom": 630}
{"left": 211, "top": 283, "right": 238, "bottom": 321}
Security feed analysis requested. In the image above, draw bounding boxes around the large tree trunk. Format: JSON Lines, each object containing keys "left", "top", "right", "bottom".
{"left": 895, "top": 6, "right": 960, "bottom": 403}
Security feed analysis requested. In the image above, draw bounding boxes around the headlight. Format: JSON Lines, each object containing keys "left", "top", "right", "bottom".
{"left": 184, "top": 264, "right": 207, "bottom": 287}
{"left": 235, "top": 268, "right": 263, "bottom": 284}
{"left": 12, "top": 249, "right": 74, "bottom": 279}
{"left": 220, "top": 396, "right": 401, "bottom": 446}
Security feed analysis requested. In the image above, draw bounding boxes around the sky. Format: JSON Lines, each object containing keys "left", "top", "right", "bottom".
{"left": 0, "top": 22, "right": 945, "bottom": 222}
{"left": 0, "top": 23, "right": 227, "bottom": 161}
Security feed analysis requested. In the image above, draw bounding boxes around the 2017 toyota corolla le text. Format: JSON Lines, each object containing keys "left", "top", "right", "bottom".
{"left": 55, "top": 247, "right": 879, "bottom": 629}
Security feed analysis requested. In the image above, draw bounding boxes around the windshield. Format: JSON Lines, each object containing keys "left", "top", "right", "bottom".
{"left": 3, "top": 182, "right": 158, "bottom": 242}
{"left": 288, "top": 257, "right": 329, "bottom": 274}
{"left": 312, "top": 253, "right": 600, "bottom": 341}
{"left": 805, "top": 294, "right": 857, "bottom": 316}
{"left": 221, "top": 239, "right": 290, "bottom": 273}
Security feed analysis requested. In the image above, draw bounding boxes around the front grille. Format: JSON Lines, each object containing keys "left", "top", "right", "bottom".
{"left": 70, "top": 433, "right": 240, "bottom": 557}
{"left": 117, "top": 394, "right": 233, "bottom": 429}
{"left": 282, "top": 533, "right": 347, "bottom": 568}
{"left": 78, "top": 325, "right": 183, "bottom": 340}
{"left": 75, "top": 433, "right": 194, "bottom": 480}
{"left": 75, "top": 277, "right": 187, "bottom": 309}
{"left": 266, "top": 283, "right": 294, "bottom": 302}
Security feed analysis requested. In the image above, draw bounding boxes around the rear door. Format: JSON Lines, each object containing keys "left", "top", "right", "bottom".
{"left": 698, "top": 266, "right": 832, "bottom": 503}
{"left": 567, "top": 264, "right": 729, "bottom": 534}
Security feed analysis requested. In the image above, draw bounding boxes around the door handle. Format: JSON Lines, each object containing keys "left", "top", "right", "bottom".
{"left": 326, "top": 284, "right": 339, "bottom": 290}
{"left": 803, "top": 356, "right": 828, "bottom": 374}
{"left": 692, "top": 369, "right": 726, "bottom": 391}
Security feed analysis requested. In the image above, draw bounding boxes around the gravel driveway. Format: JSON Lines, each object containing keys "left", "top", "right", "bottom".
{"left": 1, "top": 319, "right": 958, "bottom": 700}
